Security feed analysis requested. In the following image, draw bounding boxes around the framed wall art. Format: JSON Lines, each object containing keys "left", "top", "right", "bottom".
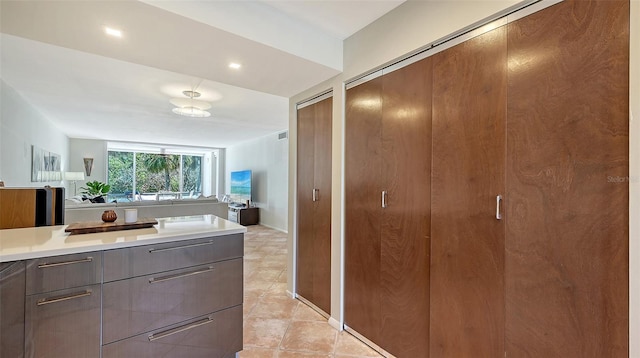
{"left": 31, "top": 145, "right": 61, "bottom": 182}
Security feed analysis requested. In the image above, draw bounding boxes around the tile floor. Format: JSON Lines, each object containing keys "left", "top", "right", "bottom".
{"left": 241, "top": 225, "right": 383, "bottom": 358}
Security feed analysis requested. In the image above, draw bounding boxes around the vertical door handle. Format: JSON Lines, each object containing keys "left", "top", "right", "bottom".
{"left": 496, "top": 195, "right": 502, "bottom": 220}
{"left": 312, "top": 189, "right": 318, "bottom": 202}
{"left": 382, "top": 191, "right": 387, "bottom": 208}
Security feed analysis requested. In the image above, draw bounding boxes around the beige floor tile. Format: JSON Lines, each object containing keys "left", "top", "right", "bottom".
{"left": 276, "top": 270, "right": 288, "bottom": 283}
{"left": 243, "top": 317, "right": 290, "bottom": 349}
{"left": 280, "top": 321, "right": 337, "bottom": 354}
{"left": 334, "top": 332, "right": 382, "bottom": 357}
{"left": 250, "top": 295, "right": 300, "bottom": 319}
{"left": 257, "top": 244, "right": 282, "bottom": 251}
{"left": 247, "top": 268, "right": 284, "bottom": 282}
{"left": 277, "top": 351, "right": 332, "bottom": 358}
{"left": 245, "top": 279, "right": 275, "bottom": 292}
{"left": 243, "top": 292, "right": 262, "bottom": 317}
{"left": 293, "top": 303, "right": 327, "bottom": 322}
{"left": 259, "top": 261, "right": 287, "bottom": 270}
{"left": 272, "top": 248, "right": 288, "bottom": 255}
{"left": 242, "top": 226, "right": 378, "bottom": 358}
{"left": 267, "top": 282, "right": 289, "bottom": 296}
{"left": 239, "top": 347, "right": 277, "bottom": 358}
{"left": 246, "top": 252, "right": 267, "bottom": 260}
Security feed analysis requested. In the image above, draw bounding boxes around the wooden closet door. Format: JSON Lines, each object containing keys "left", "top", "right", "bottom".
{"left": 345, "top": 76, "right": 383, "bottom": 344}
{"left": 380, "top": 58, "right": 432, "bottom": 357}
{"left": 296, "top": 104, "right": 316, "bottom": 303}
{"left": 505, "top": 0, "right": 629, "bottom": 356}
{"left": 430, "top": 26, "right": 507, "bottom": 357}
{"left": 312, "top": 96, "right": 332, "bottom": 314}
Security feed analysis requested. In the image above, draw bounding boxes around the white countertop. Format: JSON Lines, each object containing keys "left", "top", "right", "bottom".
{"left": 0, "top": 215, "right": 247, "bottom": 263}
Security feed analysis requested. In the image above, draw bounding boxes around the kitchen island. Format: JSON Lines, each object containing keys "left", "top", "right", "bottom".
{"left": 0, "top": 215, "right": 245, "bottom": 358}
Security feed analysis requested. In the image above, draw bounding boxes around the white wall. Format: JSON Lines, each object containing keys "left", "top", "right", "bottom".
{"left": 203, "top": 152, "right": 213, "bottom": 197}
{"left": 226, "top": 132, "right": 288, "bottom": 231}
{"left": 0, "top": 80, "right": 69, "bottom": 188}
{"left": 629, "top": 1, "right": 639, "bottom": 356}
{"left": 343, "top": 0, "right": 520, "bottom": 79}
{"left": 216, "top": 149, "right": 226, "bottom": 199}
{"left": 68, "top": 138, "right": 107, "bottom": 196}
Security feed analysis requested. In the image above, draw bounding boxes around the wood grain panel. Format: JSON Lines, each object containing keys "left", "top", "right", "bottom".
{"left": 380, "top": 58, "right": 432, "bottom": 357}
{"left": 430, "top": 26, "right": 507, "bottom": 357}
{"left": 505, "top": 1, "right": 629, "bottom": 356}
{"left": 312, "top": 96, "right": 332, "bottom": 314}
{"left": 296, "top": 104, "right": 316, "bottom": 303}
{"left": 0, "top": 189, "right": 36, "bottom": 229}
{"left": 345, "top": 76, "right": 383, "bottom": 344}
{"left": 64, "top": 218, "right": 157, "bottom": 234}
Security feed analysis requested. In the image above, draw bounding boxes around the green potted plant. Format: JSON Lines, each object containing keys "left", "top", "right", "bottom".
{"left": 81, "top": 180, "right": 111, "bottom": 203}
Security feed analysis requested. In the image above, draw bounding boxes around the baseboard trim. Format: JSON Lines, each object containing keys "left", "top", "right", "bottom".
{"left": 286, "top": 290, "right": 295, "bottom": 299}
{"left": 296, "top": 295, "right": 330, "bottom": 319}
{"left": 328, "top": 317, "right": 342, "bottom": 331}
{"left": 344, "top": 325, "right": 397, "bottom": 358}
{"left": 257, "top": 222, "right": 288, "bottom": 233}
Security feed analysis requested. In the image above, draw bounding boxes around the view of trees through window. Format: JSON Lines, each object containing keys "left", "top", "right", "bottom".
{"left": 107, "top": 150, "right": 203, "bottom": 201}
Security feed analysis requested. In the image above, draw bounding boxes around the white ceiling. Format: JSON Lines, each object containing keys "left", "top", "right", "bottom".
{"left": 0, "top": 0, "right": 404, "bottom": 148}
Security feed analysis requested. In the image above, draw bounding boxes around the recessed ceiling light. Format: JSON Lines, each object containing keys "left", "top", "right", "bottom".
{"left": 104, "top": 27, "right": 122, "bottom": 38}
{"left": 229, "top": 63, "right": 242, "bottom": 69}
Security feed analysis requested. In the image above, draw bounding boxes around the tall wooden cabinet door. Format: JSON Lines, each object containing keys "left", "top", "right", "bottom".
{"left": 505, "top": 1, "right": 629, "bottom": 356}
{"left": 379, "top": 58, "right": 432, "bottom": 357}
{"left": 345, "top": 75, "right": 383, "bottom": 344}
{"left": 296, "top": 103, "right": 317, "bottom": 304}
{"left": 430, "top": 26, "right": 507, "bottom": 357}
{"left": 312, "top": 96, "right": 332, "bottom": 314}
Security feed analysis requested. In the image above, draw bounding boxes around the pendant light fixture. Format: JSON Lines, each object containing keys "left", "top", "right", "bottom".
{"left": 170, "top": 90, "right": 211, "bottom": 118}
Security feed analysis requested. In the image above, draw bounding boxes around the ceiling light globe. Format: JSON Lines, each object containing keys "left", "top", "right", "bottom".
{"left": 172, "top": 107, "right": 211, "bottom": 118}
{"left": 169, "top": 98, "right": 212, "bottom": 110}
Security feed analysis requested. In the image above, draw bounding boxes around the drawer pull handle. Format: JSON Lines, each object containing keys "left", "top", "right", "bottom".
{"left": 149, "top": 266, "right": 214, "bottom": 284}
{"left": 37, "top": 290, "right": 92, "bottom": 306}
{"left": 148, "top": 316, "right": 213, "bottom": 342}
{"left": 38, "top": 257, "right": 93, "bottom": 269}
{"left": 148, "top": 240, "right": 214, "bottom": 253}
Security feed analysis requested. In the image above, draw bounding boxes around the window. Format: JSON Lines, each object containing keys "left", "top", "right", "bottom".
{"left": 107, "top": 147, "right": 206, "bottom": 202}
{"left": 182, "top": 155, "right": 203, "bottom": 195}
{"left": 107, "top": 151, "right": 133, "bottom": 201}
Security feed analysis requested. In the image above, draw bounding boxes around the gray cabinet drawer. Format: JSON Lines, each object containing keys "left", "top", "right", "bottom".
{"left": 103, "top": 258, "right": 243, "bottom": 344}
{"left": 26, "top": 251, "right": 102, "bottom": 295}
{"left": 103, "top": 234, "right": 243, "bottom": 282}
{"left": 25, "top": 284, "right": 101, "bottom": 358}
{"left": 102, "top": 305, "right": 242, "bottom": 358}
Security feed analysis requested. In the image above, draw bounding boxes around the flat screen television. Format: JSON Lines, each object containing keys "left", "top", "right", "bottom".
{"left": 230, "top": 170, "right": 252, "bottom": 203}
